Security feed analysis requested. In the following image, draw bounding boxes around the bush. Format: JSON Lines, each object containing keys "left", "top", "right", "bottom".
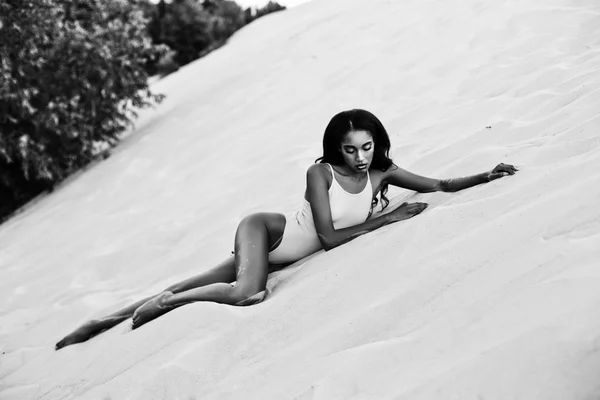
{"left": 144, "top": 0, "right": 285, "bottom": 75}
{"left": 145, "top": 0, "right": 245, "bottom": 69}
{"left": 155, "top": 49, "right": 181, "bottom": 77}
{"left": 245, "top": 1, "right": 286, "bottom": 24}
{"left": 209, "top": 0, "right": 246, "bottom": 42}
{"left": 0, "top": 0, "right": 167, "bottom": 222}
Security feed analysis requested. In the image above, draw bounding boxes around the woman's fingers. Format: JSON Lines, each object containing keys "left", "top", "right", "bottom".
{"left": 504, "top": 164, "right": 517, "bottom": 175}
{"left": 416, "top": 202, "right": 428, "bottom": 211}
{"left": 392, "top": 202, "right": 425, "bottom": 213}
{"left": 408, "top": 202, "right": 428, "bottom": 215}
{"left": 491, "top": 163, "right": 519, "bottom": 178}
{"left": 389, "top": 202, "right": 428, "bottom": 222}
{"left": 494, "top": 163, "right": 519, "bottom": 175}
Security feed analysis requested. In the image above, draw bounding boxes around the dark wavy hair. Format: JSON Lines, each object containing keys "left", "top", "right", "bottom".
{"left": 315, "top": 109, "right": 394, "bottom": 215}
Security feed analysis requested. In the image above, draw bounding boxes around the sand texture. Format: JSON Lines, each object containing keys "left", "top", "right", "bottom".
{"left": 2, "top": 0, "right": 600, "bottom": 398}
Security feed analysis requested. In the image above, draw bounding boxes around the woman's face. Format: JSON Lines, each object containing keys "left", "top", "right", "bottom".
{"left": 339, "top": 130, "right": 374, "bottom": 173}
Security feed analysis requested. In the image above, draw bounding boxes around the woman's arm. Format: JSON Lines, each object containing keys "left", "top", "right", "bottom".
{"left": 306, "top": 164, "right": 425, "bottom": 251}
{"left": 384, "top": 163, "right": 518, "bottom": 193}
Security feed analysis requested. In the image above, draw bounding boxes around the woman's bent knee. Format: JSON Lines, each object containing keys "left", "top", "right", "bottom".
{"left": 238, "top": 213, "right": 264, "bottom": 228}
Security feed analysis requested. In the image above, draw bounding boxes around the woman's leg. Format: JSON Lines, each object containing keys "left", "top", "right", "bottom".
{"left": 55, "top": 212, "right": 285, "bottom": 348}
{"left": 131, "top": 212, "right": 285, "bottom": 329}
{"left": 55, "top": 257, "right": 238, "bottom": 350}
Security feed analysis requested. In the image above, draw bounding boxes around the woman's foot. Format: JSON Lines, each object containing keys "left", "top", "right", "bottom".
{"left": 235, "top": 290, "right": 266, "bottom": 306}
{"left": 55, "top": 318, "right": 116, "bottom": 350}
{"left": 132, "top": 291, "right": 175, "bottom": 329}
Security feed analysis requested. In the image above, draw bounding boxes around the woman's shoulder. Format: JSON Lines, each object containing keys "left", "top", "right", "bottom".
{"left": 370, "top": 163, "right": 397, "bottom": 193}
{"left": 307, "top": 163, "right": 331, "bottom": 177}
{"left": 307, "top": 163, "right": 333, "bottom": 185}
{"left": 374, "top": 163, "right": 398, "bottom": 181}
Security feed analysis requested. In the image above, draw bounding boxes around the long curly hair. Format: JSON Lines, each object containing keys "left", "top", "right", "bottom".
{"left": 315, "top": 109, "right": 394, "bottom": 215}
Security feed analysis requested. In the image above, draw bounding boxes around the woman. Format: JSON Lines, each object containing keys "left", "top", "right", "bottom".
{"left": 55, "top": 109, "right": 517, "bottom": 350}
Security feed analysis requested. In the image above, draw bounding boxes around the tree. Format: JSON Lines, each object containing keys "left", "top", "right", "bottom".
{"left": 0, "top": 0, "right": 167, "bottom": 222}
{"left": 247, "top": 1, "right": 286, "bottom": 23}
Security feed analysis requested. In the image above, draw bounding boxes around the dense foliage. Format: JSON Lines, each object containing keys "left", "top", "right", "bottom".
{"left": 249, "top": 1, "right": 286, "bottom": 21}
{"left": 147, "top": 0, "right": 242, "bottom": 67}
{"left": 0, "top": 0, "right": 167, "bottom": 222}
{"left": 144, "top": 0, "right": 285, "bottom": 75}
{"left": 0, "top": 0, "right": 286, "bottom": 223}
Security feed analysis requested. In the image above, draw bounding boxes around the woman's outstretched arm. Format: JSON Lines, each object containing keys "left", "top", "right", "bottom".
{"left": 384, "top": 163, "right": 518, "bottom": 193}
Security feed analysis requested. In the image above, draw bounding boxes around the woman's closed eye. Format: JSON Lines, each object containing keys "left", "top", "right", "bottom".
{"left": 343, "top": 144, "right": 372, "bottom": 154}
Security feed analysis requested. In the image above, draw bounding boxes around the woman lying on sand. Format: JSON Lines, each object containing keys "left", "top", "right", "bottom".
{"left": 56, "top": 109, "right": 517, "bottom": 350}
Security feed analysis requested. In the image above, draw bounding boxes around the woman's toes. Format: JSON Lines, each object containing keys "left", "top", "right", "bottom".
{"left": 131, "top": 314, "right": 140, "bottom": 329}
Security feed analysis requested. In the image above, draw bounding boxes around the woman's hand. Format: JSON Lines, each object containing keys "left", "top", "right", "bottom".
{"left": 487, "top": 163, "right": 518, "bottom": 181}
{"left": 387, "top": 202, "right": 428, "bottom": 223}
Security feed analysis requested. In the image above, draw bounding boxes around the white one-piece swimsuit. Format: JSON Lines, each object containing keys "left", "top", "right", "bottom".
{"left": 268, "top": 163, "right": 373, "bottom": 264}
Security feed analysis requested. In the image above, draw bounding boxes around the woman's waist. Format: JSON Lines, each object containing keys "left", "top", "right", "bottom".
{"left": 295, "top": 198, "right": 370, "bottom": 230}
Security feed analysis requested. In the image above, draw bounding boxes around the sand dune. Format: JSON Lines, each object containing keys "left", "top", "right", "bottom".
{"left": 2, "top": 0, "right": 600, "bottom": 398}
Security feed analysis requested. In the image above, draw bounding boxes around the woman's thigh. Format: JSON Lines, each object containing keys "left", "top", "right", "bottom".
{"left": 233, "top": 212, "right": 285, "bottom": 295}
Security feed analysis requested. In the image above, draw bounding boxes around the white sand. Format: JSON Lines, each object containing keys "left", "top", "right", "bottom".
{"left": 2, "top": 0, "right": 600, "bottom": 398}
